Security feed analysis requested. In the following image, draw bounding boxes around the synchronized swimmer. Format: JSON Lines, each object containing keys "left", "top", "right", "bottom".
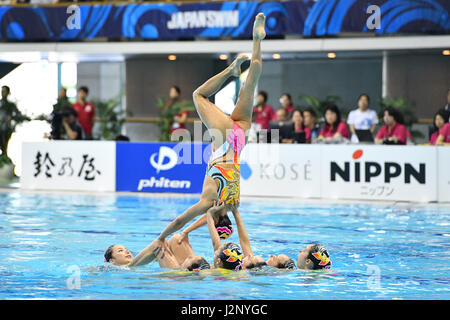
{"left": 103, "top": 13, "right": 332, "bottom": 273}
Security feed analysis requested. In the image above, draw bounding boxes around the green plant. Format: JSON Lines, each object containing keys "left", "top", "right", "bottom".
{"left": 378, "top": 97, "right": 424, "bottom": 139}
{"left": 297, "top": 94, "right": 343, "bottom": 118}
{"left": 93, "top": 95, "right": 131, "bottom": 140}
{"left": 0, "top": 100, "right": 30, "bottom": 168}
{"left": 156, "top": 98, "right": 195, "bottom": 142}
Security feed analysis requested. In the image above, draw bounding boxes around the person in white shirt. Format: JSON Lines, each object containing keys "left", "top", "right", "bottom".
{"left": 347, "top": 94, "right": 379, "bottom": 143}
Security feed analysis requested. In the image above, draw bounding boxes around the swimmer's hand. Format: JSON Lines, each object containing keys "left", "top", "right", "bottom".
{"left": 177, "top": 231, "right": 189, "bottom": 244}
{"left": 227, "top": 200, "right": 240, "bottom": 214}
{"left": 207, "top": 200, "right": 226, "bottom": 217}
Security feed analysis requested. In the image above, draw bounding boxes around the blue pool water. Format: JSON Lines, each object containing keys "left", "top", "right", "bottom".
{"left": 0, "top": 190, "right": 449, "bottom": 300}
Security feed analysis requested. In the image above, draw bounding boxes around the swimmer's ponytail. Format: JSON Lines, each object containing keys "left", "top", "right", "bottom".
{"left": 104, "top": 245, "right": 115, "bottom": 263}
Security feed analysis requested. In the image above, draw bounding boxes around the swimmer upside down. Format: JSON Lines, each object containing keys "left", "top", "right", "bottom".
{"left": 122, "top": 12, "right": 267, "bottom": 267}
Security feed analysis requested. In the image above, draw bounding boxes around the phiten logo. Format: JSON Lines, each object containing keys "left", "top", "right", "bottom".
{"left": 330, "top": 149, "right": 426, "bottom": 184}
{"left": 150, "top": 146, "right": 178, "bottom": 173}
{"left": 138, "top": 146, "right": 190, "bottom": 191}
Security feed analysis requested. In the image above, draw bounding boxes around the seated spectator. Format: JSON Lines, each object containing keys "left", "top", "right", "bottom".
{"left": 252, "top": 91, "right": 275, "bottom": 130}
{"left": 303, "top": 107, "right": 320, "bottom": 143}
{"left": 318, "top": 104, "right": 349, "bottom": 141}
{"left": 436, "top": 122, "right": 450, "bottom": 146}
{"left": 347, "top": 94, "right": 379, "bottom": 143}
{"left": 62, "top": 107, "right": 84, "bottom": 140}
{"left": 279, "top": 93, "right": 294, "bottom": 117}
{"left": 374, "top": 107, "right": 407, "bottom": 145}
{"left": 281, "top": 109, "right": 304, "bottom": 144}
{"left": 276, "top": 108, "right": 288, "bottom": 121}
{"left": 429, "top": 110, "right": 448, "bottom": 145}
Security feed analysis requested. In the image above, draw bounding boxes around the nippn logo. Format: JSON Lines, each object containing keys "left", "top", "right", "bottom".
{"left": 150, "top": 146, "right": 178, "bottom": 173}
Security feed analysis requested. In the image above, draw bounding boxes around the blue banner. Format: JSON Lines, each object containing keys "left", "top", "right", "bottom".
{"left": 0, "top": 0, "right": 448, "bottom": 41}
{"left": 116, "top": 142, "right": 211, "bottom": 193}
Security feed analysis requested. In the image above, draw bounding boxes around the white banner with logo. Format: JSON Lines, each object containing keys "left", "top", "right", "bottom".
{"left": 438, "top": 148, "right": 450, "bottom": 202}
{"left": 240, "top": 144, "right": 322, "bottom": 198}
{"left": 321, "top": 145, "right": 438, "bottom": 202}
{"left": 21, "top": 141, "right": 116, "bottom": 192}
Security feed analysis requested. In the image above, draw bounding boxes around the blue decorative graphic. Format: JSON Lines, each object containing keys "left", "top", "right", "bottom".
{"left": 0, "top": 1, "right": 447, "bottom": 41}
{"left": 240, "top": 161, "right": 253, "bottom": 180}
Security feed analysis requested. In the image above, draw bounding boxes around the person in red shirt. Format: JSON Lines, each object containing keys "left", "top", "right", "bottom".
{"left": 436, "top": 122, "right": 450, "bottom": 146}
{"left": 429, "top": 110, "right": 448, "bottom": 145}
{"left": 72, "top": 86, "right": 95, "bottom": 140}
{"left": 279, "top": 93, "right": 294, "bottom": 118}
{"left": 318, "top": 104, "right": 349, "bottom": 140}
{"left": 252, "top": 91, "right": 275, "bottom": 130}
{"left": 375, "top": 107, "right": 407, "bottom": 145}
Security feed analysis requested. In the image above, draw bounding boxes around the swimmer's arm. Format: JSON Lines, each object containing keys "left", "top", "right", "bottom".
{"left": 128, "top": 242, "right": 160, "bottom": 267}
{"left": 206, "top": 205, "right": 222, "bottom": 252}
{"left": 231, "top": 208, "right": 254, "bottom": 258}
{"left": 182, "top": 215, "right": 207, "bottom": 236}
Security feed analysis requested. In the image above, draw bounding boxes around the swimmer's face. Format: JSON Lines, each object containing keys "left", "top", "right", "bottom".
{"left": 297, "top": 245, "right": 314, "bottom": 270}
{"left": 109, "top": 245, "right": 133, "bottom": 266}
{"left": 266, "top": 254, "right": 291, "bottom": 268}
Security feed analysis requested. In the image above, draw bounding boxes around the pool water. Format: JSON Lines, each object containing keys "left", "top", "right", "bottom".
{"left": 0, "top": 190, "right": 449, "bottom": 300}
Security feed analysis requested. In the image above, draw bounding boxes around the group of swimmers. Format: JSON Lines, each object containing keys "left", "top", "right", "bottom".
{"left": 104, "top": 13, "right": 332, "bottom": 273}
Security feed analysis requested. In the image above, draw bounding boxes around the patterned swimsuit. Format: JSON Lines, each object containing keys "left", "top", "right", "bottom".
{"left": 206, "top": 124, "right": 246, "bottom": 205}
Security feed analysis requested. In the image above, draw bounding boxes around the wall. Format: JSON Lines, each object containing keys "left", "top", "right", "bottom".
{"left": 385, "top": 52, "right": 450, "bottom": 119}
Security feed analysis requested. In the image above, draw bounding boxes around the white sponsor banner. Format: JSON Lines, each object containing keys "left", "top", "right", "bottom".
{"left": 438, "top": 148, "right": 450, "bottom": 202}
{"left": 240, "top": 144, "right": 322, "bottom": 198}
{"left": 21, "top": 141, "right": 116, "bottom": 192}
{"left": 320, "top": 145, "right": 437, "bottom": 202}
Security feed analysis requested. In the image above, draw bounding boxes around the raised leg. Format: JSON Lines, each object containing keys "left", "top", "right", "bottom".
{"left": 231, "top": 13, "right": 266, "bottom": 131}
{"left": 192, "top": 55, "right": 249, "bottom": 140}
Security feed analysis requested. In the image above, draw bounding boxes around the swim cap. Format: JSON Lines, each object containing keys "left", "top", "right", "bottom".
{"left": 187, "top": 257, "right": 211, "bottom": 271}
{"left": 218, "top": 243, "right": 243, "bottom": 271}
{"left": 215, "top": 215, "right": 233, "bottom": 239}
{"left": 308, "top": 245, "right": 332, "bottom": 270}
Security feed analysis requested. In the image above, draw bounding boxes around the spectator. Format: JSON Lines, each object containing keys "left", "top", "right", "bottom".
{"left": 165, "top": 85, "right": 188, "bottom": 133}
{"left": 62, "top": 107, "right": 84, "bottom": 140}
{"left": 347, "top": 94, "right": 379, "bottom": 143}
{"left": 53, "top": 87, "right": 71, "bottom": 113}
{"left": 72, "top": 86, "right": 95, "bottom": 140}
{"left": 279, "top": 93, "right": 294, "bottom": 117}
{"left": 429, "top": 110, "right": 449, "bottom": 145}
{"left": 252, "top": 91, "right": 275, "bottom": 130}
{"left": 318, "top": 104, "right": 349, "bottom": 141}
{"left": 303, "top": 107, "right": 320, "bottom": 143}
{"left": 50, "top": 88, "right": 72, "bottom": 140}
{"left": 374, "top": 107, "right": 407, "bottom": 145}
{"left": 275, "top": 108, "right": 288, "bottom": 121}
{"left": 281, "top": 109, "right": 304, "bottom": 144}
